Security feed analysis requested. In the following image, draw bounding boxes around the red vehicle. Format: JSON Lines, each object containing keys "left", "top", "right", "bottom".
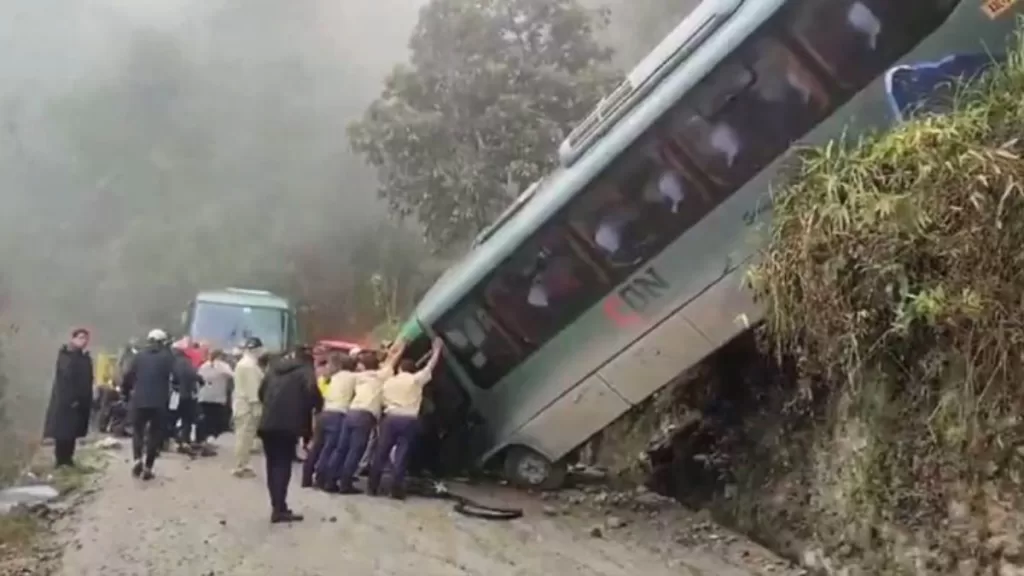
{"left": 315, "top": 339, "right": 365, "bottom": 356}
{"left": 312, "top": 337, "right": 371, "bottom": 364}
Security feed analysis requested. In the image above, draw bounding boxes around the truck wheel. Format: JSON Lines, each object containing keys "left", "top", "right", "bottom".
{"left": 503, "top": 446, "right": 567, "bottom": 491}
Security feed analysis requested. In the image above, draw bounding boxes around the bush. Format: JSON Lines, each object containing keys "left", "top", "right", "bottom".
{"left": 748, "top": 33, "right": 1024, "bottom": 574}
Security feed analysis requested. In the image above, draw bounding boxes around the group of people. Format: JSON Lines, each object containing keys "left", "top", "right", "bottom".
{"left": 257, "top": 335, "right": 444, "bottom": 523}
{"left": 89, "top": 334, "right": 236, "bottom": 455}
{"left": 302, "top": 337, "right": 443, "bottom": 502}
{"left": 43, "top": 326, "right": 446, "bottom": 525}
{"left": 117, "top": 329, "right": 232, "bottom": 479}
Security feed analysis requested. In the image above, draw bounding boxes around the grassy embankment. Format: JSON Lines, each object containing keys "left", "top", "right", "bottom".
{"left": 597, "top": 32, "right": 1024, "bottom": 575}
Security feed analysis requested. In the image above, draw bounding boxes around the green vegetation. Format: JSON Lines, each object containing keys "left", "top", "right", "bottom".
{"left": 744, "top": 32, "right": 1024, "bottom": 575}
{"left": 349, "top": 0, "right": 618, "bottom": 249}
{"left": 27, "top": 447, "right": 105, "bottom": 495}
{"left": 0, "top": 511, "right": 42, "bottom": 553}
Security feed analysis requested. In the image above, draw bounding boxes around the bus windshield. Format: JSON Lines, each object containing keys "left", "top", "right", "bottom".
{"left": 189, "top": 302, "right": 290, "bottom": 352}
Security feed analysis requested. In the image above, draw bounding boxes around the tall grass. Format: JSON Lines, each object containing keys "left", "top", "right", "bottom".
{"left": 746, "top": 30, "right": 1024, "bottom": 575}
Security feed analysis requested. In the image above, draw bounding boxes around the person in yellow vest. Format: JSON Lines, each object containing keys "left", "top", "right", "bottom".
{"left": 316, "top": 368, "right": 330, "bottom": 398}
{"left": 368, "top": 337, "right": 443, "bottom": 499}
{"left": 93, "top": 352, "right": 120, "bottom": 433}
{"left": 298, "top": 356, "right": 332, "bottom": 469}
{"left": 94, "top": 352, "right": 114, "bottom": 386}
{"left": 304, "top": 353, "right": 354, "bottom": 489}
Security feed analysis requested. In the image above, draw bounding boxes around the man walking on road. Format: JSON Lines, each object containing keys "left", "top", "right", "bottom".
{"left": 120, "top": 329, "right": 179, "bottom": 480}
{"left": 232, "top": 337, "right": 264, "bottom": 478}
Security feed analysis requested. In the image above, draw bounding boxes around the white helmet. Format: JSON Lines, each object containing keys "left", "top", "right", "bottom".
{"left": 147, "top": 328, "right": 168, "bottom": 342}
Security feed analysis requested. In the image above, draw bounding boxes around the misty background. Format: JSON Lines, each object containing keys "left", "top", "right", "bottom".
{"left": 0, "top": 0, "right": 694, "bottom": 463}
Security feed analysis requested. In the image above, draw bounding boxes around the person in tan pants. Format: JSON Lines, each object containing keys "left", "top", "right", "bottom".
{"left": 232, "top": 337, "right": 265, "bottom": 478}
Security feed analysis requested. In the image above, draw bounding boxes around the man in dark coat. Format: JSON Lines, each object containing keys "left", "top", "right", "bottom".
{"left": 120, "top": 328, "right": 185, "bottom": 480}
{"left": 257, "top": 346, "right": 321, "bottom": 523}
{"left": 43, "top": 328, "right": 94, "bottom": 468}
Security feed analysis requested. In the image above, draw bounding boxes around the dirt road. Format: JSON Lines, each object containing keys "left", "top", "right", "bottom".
{"left": 51, "top": 439, "right": 800, "bottom": 576}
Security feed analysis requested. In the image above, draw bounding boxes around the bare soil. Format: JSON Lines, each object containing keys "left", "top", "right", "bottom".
{"left": 29, "top": 437, "right": 802, "bottom": 576}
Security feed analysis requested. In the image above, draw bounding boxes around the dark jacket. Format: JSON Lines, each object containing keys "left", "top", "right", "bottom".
{"left": 121, "top": 343, "right": 177, "bottom": 409}
{"left": 43, "top": 345, "right": 94, "bottom": 440}
{"left": 114, "top": 345, "right": 137, "bottom": 387}
{"left": 171, "top": 349, "right": 202, "bottom": 400}
{"left": 257, "top": 358, "right": 321, "bottom": 438}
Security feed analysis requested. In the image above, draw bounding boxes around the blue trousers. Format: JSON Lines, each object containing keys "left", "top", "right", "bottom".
{"left": 312, "top": 411, "right": 345, "bottom": 486}
{"left": 369, "top": 414, "right": 420, "bottom": 493}
{"left": 323, "top": 410, "right": 375, "bottom": 489}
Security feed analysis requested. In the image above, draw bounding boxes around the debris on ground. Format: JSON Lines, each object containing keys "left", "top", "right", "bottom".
{"left": 605, "top": 515, "right": 627, "bottom": 529}
{"left": 46, "top": 438, "right": 795, "bottom": 575}
{"left": 93, "top": 437, "right": 122, "bottom": 451}
{"left": 544, "top": 484, "right": 677, "bottom": 514}
{"left": 0, "top": 486, "right": 59, "bottom": 516}
{"left": 0, "top": 466, "right": 97, "bottom": 576}
{"left": 537, "top": 476, "right": 804, "bottom": 576}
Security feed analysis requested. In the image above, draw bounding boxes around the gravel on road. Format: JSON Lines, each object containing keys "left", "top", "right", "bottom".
{"left": 52, "top": 438, "right": 800, "bottom": 576}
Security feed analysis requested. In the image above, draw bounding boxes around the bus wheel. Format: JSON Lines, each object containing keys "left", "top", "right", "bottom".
{"left": 503, "top": 446, "right": 567, "bottom": 491}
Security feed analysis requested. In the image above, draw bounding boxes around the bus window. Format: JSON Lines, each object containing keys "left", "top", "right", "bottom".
{"left": 788, "top": 0, "right": 956, "bottom": 91}
{"left": 670, "top": 37, "right": 830, "bottom": 187}
{"left": 436, "top": 301, "right": 522, "bottom": 389}
{"left": 568, "top": 139, "right": 712, "bottom": 274}
{"left": 484, "top": 227, "right": 607, "bottom": 346}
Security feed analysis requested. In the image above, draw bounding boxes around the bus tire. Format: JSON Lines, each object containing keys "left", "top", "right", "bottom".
{"left": 503, "top": 446, "right": 567, "bottom": 491}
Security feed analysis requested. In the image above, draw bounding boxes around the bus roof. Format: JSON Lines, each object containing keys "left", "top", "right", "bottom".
{"left": 411, "top": 0, "right": 774, "bottom": 327}
{"left": 195, "top": 288, "right": 292, "bottom": 310}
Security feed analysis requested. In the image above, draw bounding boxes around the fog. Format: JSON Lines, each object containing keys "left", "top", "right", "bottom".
{"left": 0, "top": 0, "right": 427, "bottom": 430}
{"left": 0, "top": 0, "right": 697, "bottom": 443}
{"left": 0, "top": 0, "right": 429, "bottom": 331}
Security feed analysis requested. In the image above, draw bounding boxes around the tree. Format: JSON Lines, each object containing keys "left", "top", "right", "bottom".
{"left": 348, "top": 0, "right": 619, "bottom": 249}
{"left": 284, "top": 219, "right": 442, "bottom": 342}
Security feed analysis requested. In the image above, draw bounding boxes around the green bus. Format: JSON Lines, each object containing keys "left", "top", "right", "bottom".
{"left": 183, "top": 288, "right": 299, "bottom": 355}
{"left": 399, "top": 0, "right": 1024, "bottom": 489}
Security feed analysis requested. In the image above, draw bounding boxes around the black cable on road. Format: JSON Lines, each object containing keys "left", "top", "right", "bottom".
{"left": 407, "top": 479, "right": 524, "bottom": 521}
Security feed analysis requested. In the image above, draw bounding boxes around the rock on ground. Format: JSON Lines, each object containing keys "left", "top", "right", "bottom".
{"left": 52, "top": 438, "right": 798, "bottom": 576}
{"left": 0, "top": 485, "right": 60, "bottom": 515}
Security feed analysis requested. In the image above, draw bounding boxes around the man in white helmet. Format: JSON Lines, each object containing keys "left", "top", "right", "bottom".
{"left": 120, "top": 329, "right": 182, "bottom": 480}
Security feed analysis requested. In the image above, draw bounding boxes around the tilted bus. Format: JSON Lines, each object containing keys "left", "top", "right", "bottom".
{"left": 397, "top": 0, "right": 1024, "bottom": 489}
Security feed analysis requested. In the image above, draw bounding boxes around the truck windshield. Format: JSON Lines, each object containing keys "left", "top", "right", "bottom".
{"left": 189, "top": 302, "right": 290, "bottom": 352}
